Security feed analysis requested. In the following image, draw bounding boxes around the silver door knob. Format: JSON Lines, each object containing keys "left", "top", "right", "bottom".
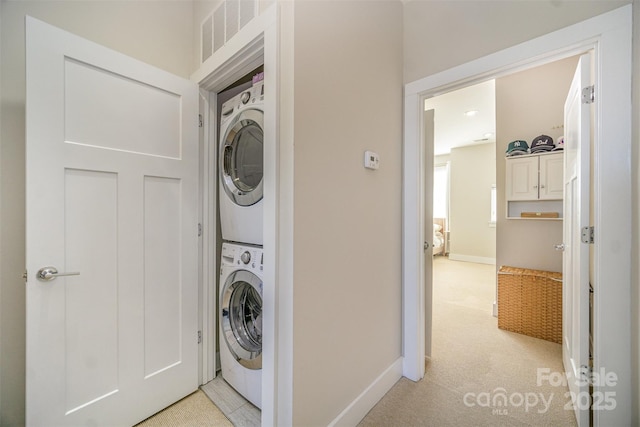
{"left": 424, "top": 241, "right": 430, "bottom": 250}
{"left": 37, "top": 266, "right": 80, "bottom": 281}
{"left": 554, "top": 244, "right": 565, "bottom": 251}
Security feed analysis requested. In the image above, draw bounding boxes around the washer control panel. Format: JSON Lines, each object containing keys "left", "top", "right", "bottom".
{"left": 219, "top": 80, "right": 265, "bottom": 130}
{"left": 221, "top": 242, "right": 263, "bottom": 275}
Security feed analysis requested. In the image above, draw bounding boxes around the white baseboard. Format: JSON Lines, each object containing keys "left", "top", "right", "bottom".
{"left": 448, "top": 253, "right": 496, "bottom": 265}
{"left": 328, "top": 357, "right": 403, "bottom": 427}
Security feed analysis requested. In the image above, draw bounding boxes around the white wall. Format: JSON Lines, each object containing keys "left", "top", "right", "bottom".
{"left": 448, "top": 143, "right": 496, "bottom": 263}
{"left": 0, "top": 3, "right": 194, "bottom": 425}
{"left": 403, "top": 0, "right": 629, "bottom": 84}
{"left": 291, "top": 1, "right": 403, "bottom": 424}
{"left": 434, "top": 154, "right": 450, "bottom": 165}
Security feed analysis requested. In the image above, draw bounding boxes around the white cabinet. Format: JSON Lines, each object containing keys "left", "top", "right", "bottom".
{"left": 538, "top": 153, "right": 564, "bottom": 199}
{"left": 506, "top": 156, "right": 538, "bottom": 200}
{"left": 505, "top": 152, "right": 563, "bottom": 219}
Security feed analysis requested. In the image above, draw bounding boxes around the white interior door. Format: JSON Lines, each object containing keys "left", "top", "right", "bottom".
{"left": 562, "top": 53, "right": 591, "bottom": 427}
{"left": 423, "top": 109, "right": 435, "bottom": 358}
{"left": 25, "top": 17, "right": 199, "bottom": 426}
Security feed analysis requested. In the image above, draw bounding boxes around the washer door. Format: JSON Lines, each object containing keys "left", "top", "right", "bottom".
{"left": 220, "top": 108, "right": 263, "bottom": 207}
{"left": 221, "top": 270, "right": 262, "bottom": 370}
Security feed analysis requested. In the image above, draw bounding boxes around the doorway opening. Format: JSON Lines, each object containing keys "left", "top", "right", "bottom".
{"left": 403, "top": 6, "right": 632, "bottom": 425}
{"left": 193, "top": 6, "right": 288, "bottom": 425}
{"left": 423, "top": 55, "right": 583, "bottom": 424}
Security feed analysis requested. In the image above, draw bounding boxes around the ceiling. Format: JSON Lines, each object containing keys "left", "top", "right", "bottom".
{"left": 424, "top": 79, "right": 496, "bottom": 156}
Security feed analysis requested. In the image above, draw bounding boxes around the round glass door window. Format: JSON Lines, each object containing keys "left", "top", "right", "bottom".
{"left": 221, "top": 109, "right": 264, "bottom": 207}
{"left": 221, "top": 270, "right": 262, "bottom": 370}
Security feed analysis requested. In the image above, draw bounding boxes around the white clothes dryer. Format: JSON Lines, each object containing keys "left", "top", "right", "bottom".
{"left": 219, "top": 242, "right": 263, "bottom": 408}
{"left": 219, "top": 81, "right": 264, "bottom": 246}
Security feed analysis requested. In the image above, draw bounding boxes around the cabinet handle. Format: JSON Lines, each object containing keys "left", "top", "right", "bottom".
{"left": 540, "top": 184, "right": 545, "bottom": 189}
{"left": 533, "top": 185, "right": 538, "bottom": 189}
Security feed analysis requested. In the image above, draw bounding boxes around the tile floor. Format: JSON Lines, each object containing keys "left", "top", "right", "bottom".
{"left": 201, "top": 375, "right": 261, "bottom": 427}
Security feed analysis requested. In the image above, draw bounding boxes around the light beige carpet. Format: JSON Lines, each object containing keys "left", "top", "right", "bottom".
{"left": 358, "top": 257, "right": 578, "bottom": 426}
{"left": 135, "top": 390, "right": 233, "bottom": 427}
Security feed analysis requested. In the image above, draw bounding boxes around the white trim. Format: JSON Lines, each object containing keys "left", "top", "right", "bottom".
{"left": 328, "top": 358, "right": 403, "bottom": 427}
{"left": 263, "top": 5, "right": 294, "bottom": 425}
{"left": 590, "top": 9, "right": 632, "bottom": 427}
{"left": 402, "top": 92, "right": 425, "bottom": 381}
{"left": 269, "top": 2, "right": 295, "bottom": 425}
{"left": 199, "top": 88, "right": 217, "bottom": 385}
{"left": 402, "top": 6, "right": 632, "bottom": 426}
{"left": 191, "top": 4, "right": 292, "bottom": 426}
{"left": 447, "top": 254, "right": 496, "bottom": 265}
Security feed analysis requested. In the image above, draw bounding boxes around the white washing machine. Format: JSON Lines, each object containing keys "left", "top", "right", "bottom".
{"left": 219, "top": 81, "right": 264, "bottom": 246}
{"left": 219, "top": 242, "right": 263, "bottom": 408}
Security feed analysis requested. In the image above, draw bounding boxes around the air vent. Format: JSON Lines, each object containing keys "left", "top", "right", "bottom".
{"left": 201, "top": 15, "right": 213, "bottom": 62}
{"left": 239, "top": 0, "right": 256, "bottom": 29}
{"left": 201, "top": 0, "right": 258, "bottom": 64}
{"left": 213, "top": 4, "right": 225, "bottom": 53}
{"left": 226, "top": 0, "right": 239, "bottom": 41}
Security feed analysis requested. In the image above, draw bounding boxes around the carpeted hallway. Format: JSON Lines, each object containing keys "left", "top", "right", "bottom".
{"left": 358, "top": 257, "right": 577, "bottom": 426}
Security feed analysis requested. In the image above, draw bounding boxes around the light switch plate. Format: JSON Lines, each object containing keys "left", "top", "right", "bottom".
{"left": 364, "top": 150, "right": 379, "bottom": 170}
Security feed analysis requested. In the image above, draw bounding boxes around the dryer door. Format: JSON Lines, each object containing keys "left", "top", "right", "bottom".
{"left": 221, "top": 269, "right": 263, "bottom": 369}
{"left": 220, "top": 108, "right": 264, "bottom": 207}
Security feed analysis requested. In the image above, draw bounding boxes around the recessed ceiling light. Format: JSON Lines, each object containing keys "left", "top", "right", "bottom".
{"left": 465, "top": 110, "right": 479, "bottom": 117}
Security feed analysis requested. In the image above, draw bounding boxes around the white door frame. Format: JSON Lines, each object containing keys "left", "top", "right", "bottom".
{"left": 402, "top": 5, "right": 631, "bottom": 425}
{"left": 191, "top": 4, "right": 293, "bottom": 426}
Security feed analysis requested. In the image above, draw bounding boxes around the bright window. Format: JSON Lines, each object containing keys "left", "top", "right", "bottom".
{"left": 490, "top": 184, "right": 497, "bottom": 226}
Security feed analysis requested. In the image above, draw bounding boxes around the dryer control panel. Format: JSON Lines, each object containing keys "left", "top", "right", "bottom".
{"left": 220, "top": 81, "right": 265, "bottom": 126}
{"left": 221, "top": 242, "right": 264, "bottom": 276}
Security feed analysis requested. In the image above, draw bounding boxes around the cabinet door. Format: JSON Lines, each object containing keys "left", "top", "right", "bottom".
{"left": 506, "top": 156, "right": 538, "bottom": 201}
{"left": 539, "top": 153, "right": 564, "bottom": 200}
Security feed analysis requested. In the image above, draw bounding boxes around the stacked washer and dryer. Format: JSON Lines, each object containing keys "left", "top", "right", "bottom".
{"left": 218, "top": 78, "right": 264, "bottom": 409}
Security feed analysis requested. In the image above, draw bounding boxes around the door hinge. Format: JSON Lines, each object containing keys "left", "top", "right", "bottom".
{"left": 579, "top": 365, "right": 592, "bottom": 382}
{"left": 582, "top": 85, "right": 595, "bottom": 104}
{"left": 22, "top": 270, "right": 28, "bottom": 281}
{"left": 197, "top": 330, "right": 202, "bottom": 344}
{"left": 199, "top": 114, "right": 203, "bottom": 128}
{"left": 581, "top": 226, "right": 594, "bottom": 244}
{"left": 198, "top": 223, "right": 202, "bottom": 237}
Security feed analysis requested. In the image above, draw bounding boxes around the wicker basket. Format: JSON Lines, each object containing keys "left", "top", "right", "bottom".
{"left": 497, "top": 266, "right": 562, "bottom": 344}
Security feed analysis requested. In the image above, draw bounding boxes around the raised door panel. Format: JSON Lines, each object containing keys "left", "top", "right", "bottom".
{"left": 506, "top": 156, "right": 538, "bottom": 201}
{"left": 26, "top": 17, "right": 198, "bottom": 426}
{"left": 539, "top": 153, "right": 564, "bottom": 200}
